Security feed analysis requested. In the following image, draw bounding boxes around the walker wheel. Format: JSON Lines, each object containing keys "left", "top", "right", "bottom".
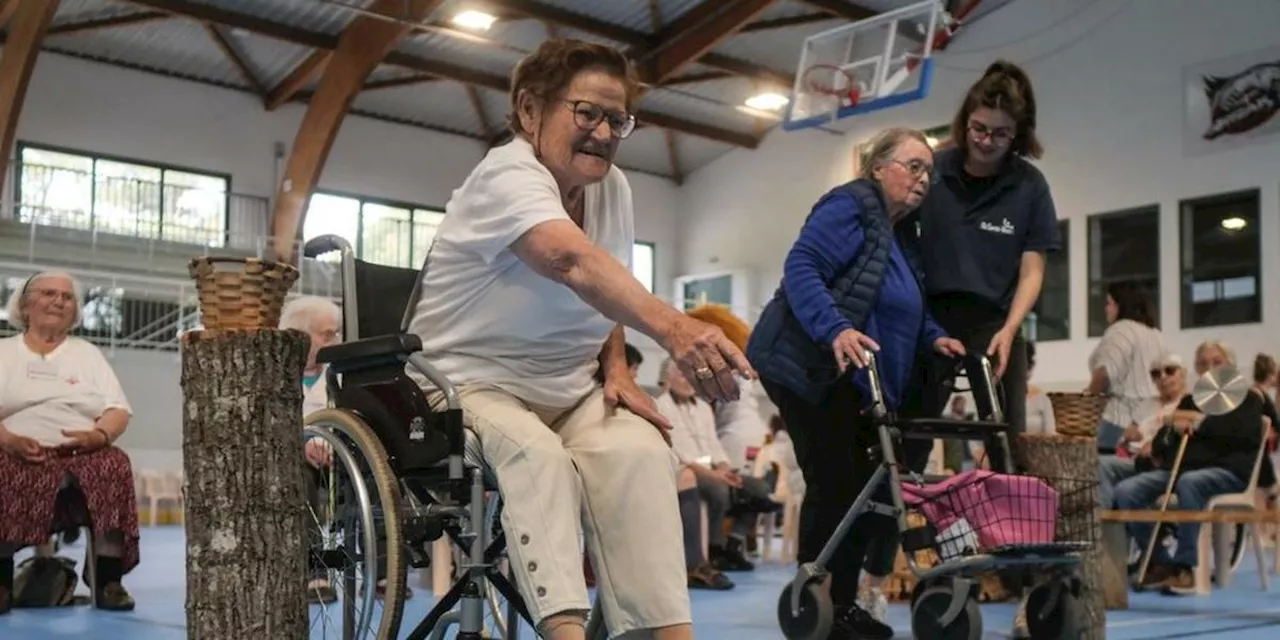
{"left": 910, "top": 585, "right": 982, "bottom": 640}
{"left": 777, "top": 580, "right": 833, "bottom": 640}
{"left": 1025, "top": 580, "right": 1084, "bottom": 639}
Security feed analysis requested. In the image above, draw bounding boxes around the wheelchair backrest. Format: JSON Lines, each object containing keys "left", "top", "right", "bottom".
{"left": 347, "top": 259, "right": 422, "bottom": 341}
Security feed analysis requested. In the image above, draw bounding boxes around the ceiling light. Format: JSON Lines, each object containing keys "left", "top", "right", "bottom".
{"left": 925, "top": 135, "right": 939, "bottom": 147}
{"left": 1221, "top": 216, "right": 1247, "bottom": 231}
{"left": 452, "top": 9, "right": 497, "bottom": 31}
{"left": 744, "top": 92, "right": 789, "bottom": 111}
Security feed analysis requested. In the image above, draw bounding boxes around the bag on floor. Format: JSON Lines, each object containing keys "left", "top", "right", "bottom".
{"left": 12, "top": 556, "right": 80, "bottom": 608}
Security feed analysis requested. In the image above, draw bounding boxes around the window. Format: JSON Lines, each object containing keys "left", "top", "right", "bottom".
{"left": 632, "top": 242, "right": 655, "bottom": 293}
{"left": 1179, "top": 189, "right": 1261, "bottom": 328}
{"left": 301, "top": 191, "right": 444, "bottom": 268}
{"left": 1087, "top": 206, "right": 1160, "bottom": 337}
{"left": 1026, "top": 219, "right": 1070, "bottom": 341}
{"left": 15, "top": 143, "right": 229, "bottom": 247}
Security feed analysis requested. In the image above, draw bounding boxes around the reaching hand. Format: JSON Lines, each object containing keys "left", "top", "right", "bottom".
{"left": 663, "top": 316, "right": 755, "bottom": 403}
{"left": 831, "top": 328, "right": 880, "bottom": 373}
{"left": 0, "top": 430, "right": 47, "bottom": 464}
{"left": 986, "top": 328, "right": 1016, "bottom": 378}
{"left": 54, "top": 428, "right": 108, "bottom": 457}
{"left": 933, "top": 337, "right": 966, "bottom": 358}
{"left": 604, "top": 373, "right": 673, "bottom": 445}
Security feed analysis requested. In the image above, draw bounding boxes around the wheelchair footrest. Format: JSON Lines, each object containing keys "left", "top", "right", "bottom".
{"left": 404, "top": 514, "right": 447, "bottom": 569}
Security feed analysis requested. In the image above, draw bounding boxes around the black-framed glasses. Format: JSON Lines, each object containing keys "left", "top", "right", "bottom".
{"left": 968, "top": 121, "right": 1013, "bottom": 144}
{"left": 564, "top": 100, "right": 636, "bottom": 139}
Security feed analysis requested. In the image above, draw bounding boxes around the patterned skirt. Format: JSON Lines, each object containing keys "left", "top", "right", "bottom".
{"left": 0, "top": 446, "right": 140, "bottom": 574}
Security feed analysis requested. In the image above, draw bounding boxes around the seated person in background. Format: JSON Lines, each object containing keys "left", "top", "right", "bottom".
{"left": 0, "top": 272, "right": 138, "bottom": 614}
{"left": 592, "top": 341, "right": 644, "bottom": 384}
{"left": 1113, "top": 340, "right": 1265, "bottom": 594}
{"left": 1098, "top": 352, "right": 1187, "bottom": 510}
{"left": 1251, "top": 353, "right": 1278, "bottom": 490}
{"left": 280, "top": 295, "right": 342, "bottom": 604}
{"left": 659, "top": 359, "right": 777, "bottom": 584}
{"left": 686, "top": 305, "right": 768, "bottom": 472}
{"left": 406, "top": 38, "right": 750, "bottom": 640}
{"left": 768, "top": 415, "right": 806, "bottom": 504}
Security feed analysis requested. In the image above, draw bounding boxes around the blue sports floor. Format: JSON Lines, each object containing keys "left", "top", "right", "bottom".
{"left": 3, "top": 527, "right": 1280, "bottom": 638}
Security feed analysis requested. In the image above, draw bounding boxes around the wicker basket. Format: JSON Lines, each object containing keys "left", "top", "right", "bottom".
{"left": 1046, "top": 392, "right": 1108, "bottom": 438}
{"left": 188, "top": 256, "right": 299, "bottom": 331}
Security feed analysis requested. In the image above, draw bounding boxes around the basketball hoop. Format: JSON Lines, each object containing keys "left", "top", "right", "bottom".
{"left": 802, "top": 64, "right": 862, "bottom": 107}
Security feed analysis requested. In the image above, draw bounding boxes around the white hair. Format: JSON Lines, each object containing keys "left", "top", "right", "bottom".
{"left": 1195, "top": 339, "right": 1237, "bottom": 367}
{"left": 280, "top": 295, "right": 341, "bottom": 333}
{"left": 4, "top": 271, "right": 84, "bottom": 331}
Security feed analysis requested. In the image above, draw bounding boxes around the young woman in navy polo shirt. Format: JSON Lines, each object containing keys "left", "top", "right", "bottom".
{"left": 910, "top": 61, "right": 1061, "bottom": 444}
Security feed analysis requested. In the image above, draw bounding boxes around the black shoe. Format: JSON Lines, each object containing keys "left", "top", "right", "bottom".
{"left": 0, "top": 585, "right": 10, "bottom": 616}
{"left": 711, "top": 540, "right": 755, "bottom": 572}
{"left": 688, "top": 564, "right": 734, "bottom": 591}
{"left": 830, "top": 603, "right": 894, "bottom": 640}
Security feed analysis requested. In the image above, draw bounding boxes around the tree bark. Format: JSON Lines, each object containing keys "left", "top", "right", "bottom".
{"left": 1014, "top": 434, "right": 1115, "bottom": 640}
{"left": 181, "top": 329, "right": 309, "bottom": 639}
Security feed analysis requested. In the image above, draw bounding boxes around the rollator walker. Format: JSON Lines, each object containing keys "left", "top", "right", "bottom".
{"left": 778, "top": 353, "right": 1095, "bottom": 640}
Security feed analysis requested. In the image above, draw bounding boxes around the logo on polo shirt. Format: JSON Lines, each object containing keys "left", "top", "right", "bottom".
{"left": 979, "top": 218, "right": 1016, "bottom": 236}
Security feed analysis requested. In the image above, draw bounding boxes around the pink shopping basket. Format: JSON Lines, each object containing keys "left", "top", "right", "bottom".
{"left": 901, "top": 470, "right": 1059, "bottom": 552}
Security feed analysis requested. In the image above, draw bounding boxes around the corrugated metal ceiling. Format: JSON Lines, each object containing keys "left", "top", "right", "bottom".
{"left": 30, "top": 0, "right": 881, "bottom": 180}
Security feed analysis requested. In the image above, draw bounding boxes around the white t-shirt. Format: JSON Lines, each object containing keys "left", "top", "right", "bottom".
{"left": 407, "top": 138, "right": 634, "bottom": 408}
{"left": 302, "top": 367, "right": 329, "bottom": 418}
{"left": 658, "top": 392, "right": 731, "bottom": 467}
{"left": 0, "top": 335, "right": 131, "bottom": 447}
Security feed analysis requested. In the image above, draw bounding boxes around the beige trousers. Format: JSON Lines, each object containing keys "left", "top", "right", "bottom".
{"left": 429, "top": 384, "right": 690, "bottom": 637}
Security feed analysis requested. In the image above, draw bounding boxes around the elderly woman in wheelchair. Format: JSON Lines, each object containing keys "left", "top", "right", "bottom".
{"left": 301, "top": 37, "right": 752, "bottom": 640}
{"left": 0, "top": 272, "right": 138, "bottom": 615}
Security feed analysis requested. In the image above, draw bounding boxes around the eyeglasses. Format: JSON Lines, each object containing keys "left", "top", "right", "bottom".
{"left": 32, "top": 288, "right": 75, "bottom": 303}
{"left": 564, "top": 100, "right": 636, "bottom": 139}
{"left": 968, "top": 121, "right": 1014, "bottom": 144}
{"left": 893, "top": 158, "right": 935, "bottom": 182}
{"left": 1149, "top": 366, "right": 1180, "bottom": 380}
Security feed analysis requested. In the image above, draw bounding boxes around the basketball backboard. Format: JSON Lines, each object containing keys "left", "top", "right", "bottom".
{"left": 784, "top": 0, "right": 950, "bottom": 131}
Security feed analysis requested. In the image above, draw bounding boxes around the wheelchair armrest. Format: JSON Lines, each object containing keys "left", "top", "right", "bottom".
{"left": 317, "top": 333, "right": 422, "bottom": 371}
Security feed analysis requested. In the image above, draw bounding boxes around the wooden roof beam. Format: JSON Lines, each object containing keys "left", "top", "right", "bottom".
{"left": 269, "top": 0, "right": 443, "bottom": 263}
{"left": 48, "top": 10, "right": 168, "bottom": 35}
{"left": 492, "top": 0, "right": 791, "bottom": 87}
{"left": 204, "top": 24, "right": 267, "bottom": 97}
{"left": 640, "top": 0, "right": 780, "bottom": 85}
{"left": 123, "top": 0, "right": 757, "bottom": 147}
{"left": 265, "top": 50, "right": 331, "bottom": 110}
{"left": 0, "top": 0, "right": 59, "bottom": 195}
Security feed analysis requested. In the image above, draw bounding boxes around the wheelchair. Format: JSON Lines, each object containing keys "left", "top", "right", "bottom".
{"left": 300, "top": 235, "right": 607, "bottom": 639}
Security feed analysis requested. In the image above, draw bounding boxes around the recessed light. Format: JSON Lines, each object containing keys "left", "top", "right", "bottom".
{"left": 452, "top": 9, "right": 497, "bottom": 31}
{"left": 744, "top": 92, "right": 789, "bottom": 111}
{"left": 1221, "top": 216, "right": 1247, "bottom": 231}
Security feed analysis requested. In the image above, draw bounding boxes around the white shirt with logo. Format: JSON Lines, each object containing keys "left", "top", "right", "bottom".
{"left": 407, "top": 138, "right": 634, "bottom": 408}
{"left": 0, "top": 335, "right": 132, "bottom": 447}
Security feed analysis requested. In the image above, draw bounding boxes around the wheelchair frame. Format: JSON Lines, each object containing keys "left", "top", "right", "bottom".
{"left": 302, "top": 234, "right": 541, "bottom": 640}
{"left": 778, "top": 352, "right": 1090, "bottom": 640}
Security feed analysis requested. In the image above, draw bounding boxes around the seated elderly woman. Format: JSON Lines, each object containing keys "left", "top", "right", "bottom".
{"left": 1097, "top": 351, "right": 1188, "bottom": 510}
{"left": 1114, "top": 339, "right": 1266, "bottom": 595}
{"left": 0, "top": 272, "right": 138, "bottom": 614}
{"left": 406, "top": 38, "right": 750, "bottom": 640}
{"left": 747, "top": 127, "right": 965, "bottom": 640}
{"left": 280, "top": 295, "right": 341, "bottom": 605}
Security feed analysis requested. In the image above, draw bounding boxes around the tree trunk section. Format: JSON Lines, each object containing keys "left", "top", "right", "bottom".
{"left": 181, "top": 329, "right": 309, "bottom": 639}
{"left": 1014, "top": 434, "right": 1116, "bottom": 640}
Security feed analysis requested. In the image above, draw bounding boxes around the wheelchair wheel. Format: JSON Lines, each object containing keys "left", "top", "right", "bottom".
{"left": 910, "top": 585, "right": 982, "bottom": 640}
{"left": 777, "top": 580, "right": 833, "bottom": 640}
{"left": 305, "top": 409, "right": 407, "bottom": 639}
{"left": 1024, "top": 579, "right": 1083, "bottom": 640}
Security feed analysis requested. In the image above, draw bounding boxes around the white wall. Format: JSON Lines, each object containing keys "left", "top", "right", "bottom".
{"left": 11, "top": 53, "right": 683, "bottom": 455}
{"left": 677, "top": 0, "right": 1280, "bottom": 389}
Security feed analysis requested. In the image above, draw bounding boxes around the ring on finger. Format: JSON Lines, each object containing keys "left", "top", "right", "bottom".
{"left": 694, "top": 366, "right": 714, "bottom": 380}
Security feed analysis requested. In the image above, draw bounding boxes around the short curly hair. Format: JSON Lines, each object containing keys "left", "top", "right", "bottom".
{"left": 686, "top": 305, "right": 750, "bottom": 352}
{"left": 506, "top": 37, "right": 641, "bottom": 137}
